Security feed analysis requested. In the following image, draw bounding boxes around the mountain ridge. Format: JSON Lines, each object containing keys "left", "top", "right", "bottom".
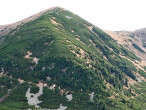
{"left": 0, "top": 6, "right": 61, "bottom": 36}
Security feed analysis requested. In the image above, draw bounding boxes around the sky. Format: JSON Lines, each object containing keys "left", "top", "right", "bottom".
{"left": 0, "top": 0, "right": 146, "bottom": 31}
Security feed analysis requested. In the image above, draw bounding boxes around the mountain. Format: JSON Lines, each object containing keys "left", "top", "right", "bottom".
{"left": 0, "top": 7, "right": 145, "bottom": 110}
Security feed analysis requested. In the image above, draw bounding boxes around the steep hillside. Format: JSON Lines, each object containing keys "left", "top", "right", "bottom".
{"left": 0, "top": 7, "right": 145, "bottom": 110}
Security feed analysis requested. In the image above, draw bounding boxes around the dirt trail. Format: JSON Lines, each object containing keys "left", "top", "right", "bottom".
{"left": 0, "top": 86, "right": 17, "bottom": 102}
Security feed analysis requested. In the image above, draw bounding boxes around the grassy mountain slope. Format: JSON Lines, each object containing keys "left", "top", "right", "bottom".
{"left": 0, "top": 7, "right": 145, "bottom": 110}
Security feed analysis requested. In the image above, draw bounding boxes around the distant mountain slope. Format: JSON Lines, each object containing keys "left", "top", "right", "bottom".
{"left": 134, "top": 28, "right": 146, "bottom": 47}
{"left": 0, "top": 7, "right": 145, "bottom": 110}
{"left": 104, "top": 30, "right": 146, "bottom": 63}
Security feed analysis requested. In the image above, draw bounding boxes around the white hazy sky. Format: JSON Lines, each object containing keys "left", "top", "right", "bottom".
{"left": 0, "top": 0, "right": 146, "bottom": 31}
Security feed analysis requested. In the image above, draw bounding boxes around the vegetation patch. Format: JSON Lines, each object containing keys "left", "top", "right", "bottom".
{"left": 132, "top": 43, "right": 145, "bottom": 53}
